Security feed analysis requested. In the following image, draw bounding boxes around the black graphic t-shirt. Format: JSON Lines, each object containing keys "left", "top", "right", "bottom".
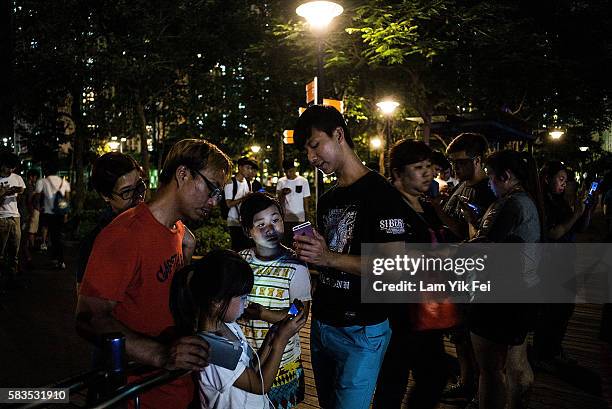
{"left": 313, "top": 171, "right": 408, "bottom": 326}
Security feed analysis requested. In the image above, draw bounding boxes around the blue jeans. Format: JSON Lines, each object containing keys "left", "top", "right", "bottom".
{"left": 311, "top": 318, "right": 391, "bottom": 409}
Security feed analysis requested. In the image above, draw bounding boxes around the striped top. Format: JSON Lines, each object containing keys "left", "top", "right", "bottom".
{"left": 239, "top": 248, "right": 312, "bottom": 367}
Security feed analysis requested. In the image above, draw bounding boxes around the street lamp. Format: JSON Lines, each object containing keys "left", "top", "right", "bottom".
{"left": 250, "top": 145, "right": 261, "bottom": 154}
{"left": 376, "top": 99, "right": 400, "bottom": 175}
{"left": 549, "top": 130, "right": 564, "bottom": 140}
{"left": 296, "top": 1, "right": 343, "bottom": 105}
{"left": 296, "top": 1, "right": 343, "bottom": 203}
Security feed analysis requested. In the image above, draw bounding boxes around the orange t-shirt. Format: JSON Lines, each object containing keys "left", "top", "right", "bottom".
{"left": 80, "top": 203, "right": 193, "bottom": 409}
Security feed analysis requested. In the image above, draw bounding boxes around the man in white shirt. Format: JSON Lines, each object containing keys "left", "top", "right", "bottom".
{"left": 225, "top": 157, "right": 257, "bottom": 250}
{"left": 34, "top": 162, "right": 70, "bottom": 269}
{"left": 0, "top": 152, "right": 26, "bottom": 285}
{"left": 277, "top": 159, "right": 311, "bottom": 246}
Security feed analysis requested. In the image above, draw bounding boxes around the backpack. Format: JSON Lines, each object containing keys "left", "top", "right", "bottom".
{"left": 52, "top": 179, "right": 70, "bottom": 216}
{"left": 219, "top": 176, "right": 238, "bottom": 219}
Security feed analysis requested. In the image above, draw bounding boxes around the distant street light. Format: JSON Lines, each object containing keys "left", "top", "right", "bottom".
{"left": 376, "top": 100, "right": 400, "bottom": 116}
{"left": 579, "top": 146, "right": 589, "bottom": 152}
{"left": 377, "top": 99, "right": 400, "bottom": 175}
{"left": 549, "top": 130, "right": 564, "bottom": 140}
{"left": 250, "top": 145, "right": 261, "bottom": 153}
{"left": 370, "top": 137, "right": 382, "bottom": 150}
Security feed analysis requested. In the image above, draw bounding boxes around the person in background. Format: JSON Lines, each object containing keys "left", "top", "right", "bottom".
{"left": 0, "top": 152, "right": 26, "bottom": 288}
{"left": 276, "top": 159, "right": 311, "bottom": 247}
{"left": 431, "top": 150, "right": 456, "bottom": 194}
{"left": 533, "top": 161, "right": 593, "bottom": 372}
{"left": 433, "top": 133, "right": 495, "bottom": 404}
{"left": 34, "top": 161, "right": 70, "bottom": 269}
{"left": 239, "top": 193, "right": 312, "bottom": 408}
{"left": 20, "top": 168, "right": 40, "bottom": 267}
{"left": 75, "top": 152, "right": 147, "bottom": 289}
{"left": 225, "top": 157, "right": 258, "bottom": 251}
{"left": 469, "top": 150, "right": 544, "bottom": 409}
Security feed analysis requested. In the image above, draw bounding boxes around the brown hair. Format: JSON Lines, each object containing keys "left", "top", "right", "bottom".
{"left": 159, "top": 138, "right": 232, "bottom": 185}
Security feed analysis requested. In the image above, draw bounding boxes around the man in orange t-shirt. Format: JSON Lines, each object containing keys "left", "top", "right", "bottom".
{"left": 77, "top": 139, "right": 231, "bottom": 409}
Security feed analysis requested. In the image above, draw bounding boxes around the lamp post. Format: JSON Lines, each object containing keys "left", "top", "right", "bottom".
{"left": 250, "top": 145, "right": 262, "bottom": 186}
{"left": 376, "top": 99, "right": 400, "bottom": 176}
{"left": 296, "top": 1, "right": 343, "bottom": 202}
{"left": 370, "top": 137, "right": 383, "bottom": 172}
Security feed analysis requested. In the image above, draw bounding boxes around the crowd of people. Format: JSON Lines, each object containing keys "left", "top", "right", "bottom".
{"left": 1, "top": 104, "right": 611, "bottom": 409}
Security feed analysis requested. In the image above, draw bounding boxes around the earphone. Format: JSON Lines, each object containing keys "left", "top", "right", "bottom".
{"left": 248, "top": 342, "right": 274, "bottom": 408}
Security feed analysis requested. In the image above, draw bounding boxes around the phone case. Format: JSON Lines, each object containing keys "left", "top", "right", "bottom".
{"left": 197, "top": 332, "right": 243, "bottom": 370}
{"left": 292, "top": 221, "right": 314, "bottom": 237}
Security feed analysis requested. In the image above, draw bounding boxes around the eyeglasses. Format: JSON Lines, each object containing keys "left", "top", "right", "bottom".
{"left": 113, "top": 179, "right": 147, "bottom": 201}
{"left": 192, "top": 169, "right": 223, "bottom": 201}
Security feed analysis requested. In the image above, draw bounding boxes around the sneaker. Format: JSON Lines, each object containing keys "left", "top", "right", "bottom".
{"left": 441, "top": 382, "right": 475, "bottom": 402}
{"left": 40, "top": 243, "right": 48, "bottom": 251}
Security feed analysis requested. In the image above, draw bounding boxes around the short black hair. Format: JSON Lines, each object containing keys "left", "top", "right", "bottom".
{"left": 294, "top": 105, "right": 353, "bottom": 149}
{"left": 26, "top": 168, "right": 40, "bottom": 178}
{"left": 0, "top": 151, "right": 19, "bottom": 169}
{"left": 282, "top": 159, "right": 296, "bottom": 172}
{"left": 389, "top": 139, "right": 433, "bottom": 181}
{"left": 43, "top": 161, "right": 59, "bottom": 175}
{"left": 239, "top": 192, "right": 283, "bottom": 232}
{"left": 91, "top": 152, "right": 142, "bottom": 197}
{"left": 430, "top": 151, "right": 450, "bottom": 170}
{"left": 237, "top": 157, "right": 259, "bottom": 170}
{"left": 446, "top": 133, "right": 489, "bottom": 158}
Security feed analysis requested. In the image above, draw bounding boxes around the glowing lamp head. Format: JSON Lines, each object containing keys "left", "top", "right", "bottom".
{"left": 376, "top": 100, "right": 400, "bottom": 116}
{"left": 296, "top": 1, "right": 344, "bottom": 31}
{"left": 371, "top": 137, "right": 382, "bottom": 149}
{"left": 549, "top": 130, "right": 564, "bottom": 139}
{"left": 250, "top": 145, "right": 261, "bottom": 154}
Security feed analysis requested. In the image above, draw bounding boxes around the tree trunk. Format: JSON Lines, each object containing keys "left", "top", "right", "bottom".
{"left": 135, "top": 93, "right": 150, "bottom": 179}
{"left": 422, "top": 113, "right": 432, "bottom": 146}
{"left": 71, "top": 89, "right": 86, "bottom": 216}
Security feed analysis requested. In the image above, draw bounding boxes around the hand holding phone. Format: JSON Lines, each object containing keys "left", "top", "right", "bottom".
{"left": 292, "top": 221, "right": 314, "bottom": 238}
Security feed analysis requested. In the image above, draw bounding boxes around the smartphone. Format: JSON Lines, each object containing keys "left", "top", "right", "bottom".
{"left": 467, "top": 202, "right": 481, "bottom": 215}
{"left": 585, "top": 180, "right": 600, "bottom": 206}
{"left": 292, "top": 221, "right": 314, "bottom": 238}
{"left": 288, "top": 303, "right": 299, "bottom": 316}
{"left": 197, "top": 331, "right": 243, "bottom": 370}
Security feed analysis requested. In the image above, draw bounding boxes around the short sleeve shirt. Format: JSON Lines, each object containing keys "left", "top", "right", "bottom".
{"left": 80, "top": 203, "right": 192, "bottom": 409}
{"left": 0, "top": 173, "right": 26, "bottom": 218}
{"left": 239, "top": 248, "right": 311, "bottom": 367}
{"left": 35, "top": 175, "right": 71, "bottom": 215}
{"left": 225, "top": 177, "right": 251, "bottom": 226}
{"left": 199, "top": 322, "right": 268, "bottom": 409}
{"left": 313, "top": 171, "right": 408, "bottom": 326}
{"left": 276, "top": 175, "right": 311, "bottom": 222}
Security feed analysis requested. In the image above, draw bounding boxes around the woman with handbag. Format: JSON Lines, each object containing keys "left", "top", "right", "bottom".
{"left": 373, "top": 140, "right": 456, "bottom": 409}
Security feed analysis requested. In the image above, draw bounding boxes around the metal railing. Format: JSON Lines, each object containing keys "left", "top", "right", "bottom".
{"left": 10, "top": 333, "right": 189, "bottom": 409}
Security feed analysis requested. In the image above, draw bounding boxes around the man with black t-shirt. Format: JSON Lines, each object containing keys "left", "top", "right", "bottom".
{"left": 431, "top": 132, "right": 495, "bottom": 404}
{"left": 293, "top": 105, "right": 407, "bottom": 409}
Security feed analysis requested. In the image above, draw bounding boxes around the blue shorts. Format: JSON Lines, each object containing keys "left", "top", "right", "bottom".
{"left": 310, "top": 319, "right": 391, "bottom": 409}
